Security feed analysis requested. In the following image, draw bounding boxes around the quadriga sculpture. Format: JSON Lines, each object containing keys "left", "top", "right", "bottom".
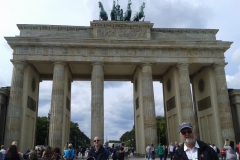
{"left": 132, "top": 2, "right": 145, "bottom": 21}
{"left": 123, "top": 0, "right": 132, "bottom": 21}
{"left": 98, "top": 2, "right": 108, "bottom": 21}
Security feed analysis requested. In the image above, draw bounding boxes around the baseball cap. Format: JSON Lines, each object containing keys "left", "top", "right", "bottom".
{"left": 179, "top": 122, "right": 193, "bottom": 132}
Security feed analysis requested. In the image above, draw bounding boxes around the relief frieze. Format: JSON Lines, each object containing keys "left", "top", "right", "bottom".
{"left": 97, "top": 27, "right": 147, "bottom": 38}
{"left": 35, "top": 47, "right": 44, "bottom": 54}
{"left": 15, "top": 46, "right": 225, "bottom": 59}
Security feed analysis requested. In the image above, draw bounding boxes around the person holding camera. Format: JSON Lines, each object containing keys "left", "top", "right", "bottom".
{"left": 223, "top": 139, "right": 237, "bottom": 160}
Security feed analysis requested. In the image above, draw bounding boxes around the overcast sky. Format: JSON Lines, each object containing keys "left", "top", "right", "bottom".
{"left": 1, "top": 0, "right": 240, "bottom": 142}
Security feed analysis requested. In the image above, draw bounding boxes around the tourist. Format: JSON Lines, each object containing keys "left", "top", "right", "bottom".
{"left": 28, "top": 151, "right": 38, "bottom": 160}
{"left": 236, "top": 142, "right": 240, "bottom": 160}
{"left": 145, "top": 144, "right": 150, "bottom": 160}
{"left": 52, "top": 147, "right": 62, "bottom": 160}
{"left": 87, "top": 136, "right": 108, "bottom": 160}
{"left": 42, "top": 146, "right": 53, "bottom": 160}
{"left": 110, "top": 146, "right": 117, "bottom": 160}
{"left": 63, "top": 144, "right": 69, "bottom": 159}
{"left": 168, "top": 142, "right": 174, "bottom": 160}
{"left": 81, "top": 147, "right": 86, "bottom": 159}
{"left": 64, "top": 144, "right": 76, "bottom": 160}
{"left": 149, "top": 144, "right": 155, "bottom": 160}
{"left": 0, "top": 145, "right": 6, "bottom": 160}
{"left": 224, "top": 140, "right": 237, "bottom": 160}
{"left": 8, "top": 141, "right": 23, "bottom": 157}
{"left": 124, "top": 145, "right": 129, "bottom": 160}
{"left": 157, "top": 143, "right": 163, "bottom": 160}
{"left": 220, "top": 148, "right": 226, "bottom": 160}
{"left": 117, "top": 143, "right": 125, "bottom": 160}
{"left": 174, "top": 122, "right": 219, "bottom": 160}
{"left": 4, "top": 145, "right": 20, "bottom": 160}
{"left": 172, "top": 142, "right": 180, "bottom": 159}
{"left": 163, "top": 145, "right": 168, "bottom": 160}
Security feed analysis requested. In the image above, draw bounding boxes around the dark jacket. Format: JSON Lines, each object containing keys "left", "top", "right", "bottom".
{"left": 174, "top": 140, "right": 219, "bottom": 160}
{"left": 88, "top": 145, "right": 108, "bottom": 160}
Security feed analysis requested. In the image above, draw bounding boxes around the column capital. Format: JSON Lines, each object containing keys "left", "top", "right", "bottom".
{"left": 10, "top": 60, "right": 27, "bottom": 66}
{"left": 176, "top": 63, "right": 190, "bottom": 68}
{"left": 53, "top": 62, "right": 66, "bottom": 66}
{"left": 213, "top": 62, "right": 227, "bottom": 68}
{"left": 141, "top": 63, "right": 153, "bottom": 67}
{"left": 91, "top": 62, "right": 104, "bottom": 66}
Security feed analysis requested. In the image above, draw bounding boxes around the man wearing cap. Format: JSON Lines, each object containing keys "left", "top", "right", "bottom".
{"left": 87, "top": 136, "right": 108, "bottom": 160}
{"left": 174, "top": 122, "right": 219, "bottom": 160}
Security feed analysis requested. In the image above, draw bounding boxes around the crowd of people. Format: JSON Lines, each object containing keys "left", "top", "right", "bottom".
{"left": 0, "top": 141, "right": 81, "bottom": 160}
{"left": 145, "top": 122, "right": 240, "bottom": 160}
{"left": 1, "top": 123, "right": 239, "bottom": 160}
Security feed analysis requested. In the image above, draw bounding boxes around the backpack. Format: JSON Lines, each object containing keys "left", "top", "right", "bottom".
{"left": 65, "top": 149, "right": 74, "bottom": 160}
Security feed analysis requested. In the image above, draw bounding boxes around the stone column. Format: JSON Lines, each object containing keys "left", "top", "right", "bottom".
{"left": 91, "top": 62, "right": 104, "bottom": 143}
{"left": 49, "top": 62, "right": 66, "bottom": 148}
{"left": 213, "top": 63, "right": 235, "bottom": 141}
{"left": 236, "top": 104, "right": 240, "bottom": 135}
{"left": 4, "top": 61, "right": 26, "bottom": 146}
{"left": 0, "top": 94, "right": 5, "bottom": 117}
{"left": 141, "top": 64, "right": 157, "bottom": 145}
{"left": 177, "top": 63, "right": 195, "bottom": 125}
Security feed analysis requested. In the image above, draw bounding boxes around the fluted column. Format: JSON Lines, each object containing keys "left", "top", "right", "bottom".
{"left": 91, "top": 62, "right": 104, "bottom": 143}
{"left": 141, "top": 64, "right": 157, "bottom": 145}
{"left": 4, "top": 61, "right": 26, "bottom": 146}
{"left": 177, "top": 63, "right": 195, "bottom": 124}
{"left": 0, "top": 94, "right": 5, "bottom": 117}
{"left": 49, "top": 62, "right": 66, "bottom": 148}
{"left": 237, "top": 104, "right": 240, "bottom": 134}
{"left": 213, "top": 63, "right": 235, "bottom": 141}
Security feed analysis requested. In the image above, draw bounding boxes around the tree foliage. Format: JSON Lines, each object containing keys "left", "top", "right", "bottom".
{"left": 156, "top": 115, "right": 166, "bottom": 145}
{"left": 36, "top": 117, "right": 90, "bottom": 147}
{"left": 36, "top": 117, "right": 48, "bottom": 145}
{"left": 118, "top": 116, "right": 167, "bottom": 146}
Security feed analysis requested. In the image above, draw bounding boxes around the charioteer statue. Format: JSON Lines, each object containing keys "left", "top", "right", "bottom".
{"left": 99, "top": 0, "right": 145, "bottom": 22}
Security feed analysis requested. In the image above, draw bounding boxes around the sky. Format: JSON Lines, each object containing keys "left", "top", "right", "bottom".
{"left": 0, "top": 0, "right": 240, "bottom": 142}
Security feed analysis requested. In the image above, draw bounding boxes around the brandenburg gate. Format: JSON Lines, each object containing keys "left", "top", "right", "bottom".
{"left": 4, "top": 20, "right": 236, "bottom": 154}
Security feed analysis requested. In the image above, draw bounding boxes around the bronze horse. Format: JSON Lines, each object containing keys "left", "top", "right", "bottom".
{"left": 132, "top": 2, "right": 145, "bottom": 21}
{"left": 110, "top": 0, "right": 117, "bottom": 20}
{"left": 123, "top": 0, "right": 132, "bottom": 21}
{"left": 98, "top": 2, "right": 108, "bottom": 21}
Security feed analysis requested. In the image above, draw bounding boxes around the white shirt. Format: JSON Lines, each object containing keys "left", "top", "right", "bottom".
{"left": 184, "top": 141, "right": 199, "bottom": 160}
{"left": 0, "top": 149, "right": 6, "bottom": 160}
{"left": 169, "top": 145, "right": 174, "bottom": 152}
{"left": 146, "top": 146, "right": 150, "bottom": 152}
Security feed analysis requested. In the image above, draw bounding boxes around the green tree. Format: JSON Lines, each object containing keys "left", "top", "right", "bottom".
{"left": 120, "top": 125, "right": 135, "bottom": 147}
{"left": 119, "top": 116, "right": 167, "bottom": 146}
{"left": 156, "top": 115, "right": 166, "bottom": 145}
{"left": 36, "top": 117, "right": 90, "bottom": 147}
{"left": 36, "top": 116, "right": 48, "bottom": 145}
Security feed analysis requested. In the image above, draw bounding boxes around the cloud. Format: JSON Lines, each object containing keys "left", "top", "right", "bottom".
{"left": 1, "top": 0, "right": 240, "bottom": 142}
{"left": 226, "top": 65, "right": 240, "bottom": 89}
{"left": 231, "top": 48, "right": 240, "bottom": 63}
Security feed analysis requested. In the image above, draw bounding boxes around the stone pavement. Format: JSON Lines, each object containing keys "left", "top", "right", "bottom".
{"left": 76, "top": 155, "right": 171, "bottom": 160}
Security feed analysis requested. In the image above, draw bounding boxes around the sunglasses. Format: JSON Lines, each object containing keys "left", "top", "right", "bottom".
{"left": 181, "top": 130, "right": 192, "bottom": 135}
{"left": 94, "top": 140, "right": 100, "bottom": 142}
